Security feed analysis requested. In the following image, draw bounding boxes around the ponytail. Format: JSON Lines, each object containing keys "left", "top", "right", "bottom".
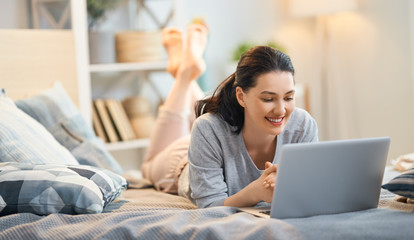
{"left": 195, "top": 73, "right": 245, "bottom": 134}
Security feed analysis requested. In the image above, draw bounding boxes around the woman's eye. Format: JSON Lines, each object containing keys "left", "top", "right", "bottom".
{"left": 263, "top": 98, "right": 273, "bottom": 102}
{"left": 285, "top": 97, "right": 294, "bottom": 101}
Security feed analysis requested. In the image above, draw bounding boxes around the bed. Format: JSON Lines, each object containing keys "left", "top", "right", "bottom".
{"left": 1, "top": 29, "right": 414, "bottom": 240}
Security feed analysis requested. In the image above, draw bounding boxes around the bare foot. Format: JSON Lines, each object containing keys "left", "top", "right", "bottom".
{"left": 162, "top": 27, "right": 183, "bottom": 78}
{"left": 179, "top": 23, "right": 208, "bottom": 81}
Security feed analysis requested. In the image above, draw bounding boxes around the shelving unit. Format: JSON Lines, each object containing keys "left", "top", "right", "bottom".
{"left": 89, "top": 61, "right": 168, "bottom": 73}
{"left": 70, "top": 0, "right": 175, "bottom": 170}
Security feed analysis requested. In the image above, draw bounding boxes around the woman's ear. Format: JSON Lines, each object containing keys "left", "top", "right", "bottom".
{"left": 235, "top": 87, "right": 246, "bottom": 108}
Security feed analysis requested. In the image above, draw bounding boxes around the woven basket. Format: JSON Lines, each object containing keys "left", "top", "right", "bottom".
{"left": 122, "top": 96, "right": 154, "bottom": 138}
{"left": 129, "top": 114, "right": 155, "bottom": 138}
{"left": 115, "top": 31, "right": 163, "bottom": 63}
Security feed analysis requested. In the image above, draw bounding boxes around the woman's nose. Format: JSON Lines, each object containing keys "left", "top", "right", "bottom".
{"left": 272, "top": 101, "right": 286, "bottom": 116}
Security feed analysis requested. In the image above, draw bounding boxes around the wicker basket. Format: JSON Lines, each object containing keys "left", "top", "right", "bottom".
{"left": 115, "top": 31, "right": 163, "bottom": 63}
{"left": 122, "top": 96, "right": 154, "bottom": 138}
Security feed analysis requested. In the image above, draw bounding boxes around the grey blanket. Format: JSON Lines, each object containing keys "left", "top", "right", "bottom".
{"left": 0, "top": 189, "right": 413, "bottom": 240}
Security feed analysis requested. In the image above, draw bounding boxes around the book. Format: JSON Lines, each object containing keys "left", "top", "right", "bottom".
{"left": 94, "top": 98, "right": 119, "bottom": 143}
{"left": 91, "top": 102, "right": 108, "bottom": 142}
{"left": 113, "top": 99, "right": 137, "bottom": 140}
{"left": 105, "top": 99, "right": 136, "bottom": 141}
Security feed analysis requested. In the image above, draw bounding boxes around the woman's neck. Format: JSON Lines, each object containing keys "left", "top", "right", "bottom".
{"left": 241, "top": 125, "right": 277, "bottom": 169}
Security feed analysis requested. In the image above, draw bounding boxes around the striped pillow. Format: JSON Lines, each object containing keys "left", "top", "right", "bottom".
{"left": 0, "top": 94, "right": 78, "bottom": 165}
{"left": 382, "top": 168, "right": 414, "bottom": 199}
{"left": 15, "top": 82, "right": 123, "bottom": 174}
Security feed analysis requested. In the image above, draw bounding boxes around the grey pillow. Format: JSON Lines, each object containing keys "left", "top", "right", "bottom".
{"left": 0, "top": 94, "right": 78, "bottom": 165}
{"left": 15, "top": 82, "right": 123, "bottom": 174}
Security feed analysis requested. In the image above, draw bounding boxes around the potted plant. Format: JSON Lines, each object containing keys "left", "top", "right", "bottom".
{"left": 232, "top": 41, "right": 286, "bottom": 62}
{"left": 226, "top": 41, "right": 287, "bottom": 76}
{"left": 87, "top": 0, "right": 122, "bottom": 64}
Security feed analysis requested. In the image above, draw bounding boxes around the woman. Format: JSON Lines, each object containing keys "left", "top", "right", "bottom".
{"left": 141, "top": 23, "right": 318, "bottom": 208}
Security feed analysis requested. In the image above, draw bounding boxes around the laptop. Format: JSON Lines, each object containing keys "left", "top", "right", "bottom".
{"left": 240, "top": 137, "right": 390, "bottom": 219}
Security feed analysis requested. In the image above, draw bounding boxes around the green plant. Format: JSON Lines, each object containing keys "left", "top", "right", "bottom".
{"left": 232, "top": 41, "right": 287, "bottom": 62}
{"left": 87, "top": 0, "right": 121, "bottom": 29}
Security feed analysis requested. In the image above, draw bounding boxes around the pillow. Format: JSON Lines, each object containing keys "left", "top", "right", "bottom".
{"left": 65, "top": 164, "right": 128, "bottom": 205}
{"left": 15, "top": 82, "right": 123, "bottom": 174}
{"left": 0, "top": 163, "right": 103, "bottom": 216}
{"left": 382, "top": 167, "right": 414, "bottom": 199}
{"left": 0, "top": 94, "right": 78, "bottom": 165}
{"left": 0, "top": 162, "right": 128, "bottom": 216}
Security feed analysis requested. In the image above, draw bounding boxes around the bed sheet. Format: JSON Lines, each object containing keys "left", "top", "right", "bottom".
{"left": 0, "top": 168, "right": 413, "bottom": 240}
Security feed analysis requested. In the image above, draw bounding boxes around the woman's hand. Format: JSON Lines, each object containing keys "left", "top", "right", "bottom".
{"left": 223, "top": 161, "right": 278, "bottom": 206}
{"left": 254, "top": 162, "right": 277, "bottom": 203}
{"left": 262, "top": 162, "right": 278, "bottom": 189}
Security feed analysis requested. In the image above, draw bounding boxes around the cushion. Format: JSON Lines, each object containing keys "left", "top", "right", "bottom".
{"left": 0, "top": 94, "right": 78, "bottom": 165}
{"left": 0, "top": 162, "right": 128, "bottom": 216}
{"left": 15, "top": 82, "right": 123, "bottom": 174}
{"left": 65, "top": 164, "right": 128, "bottom": 205}
{"left": 0, "top": 163, "right": 103, "bottom": 216}
{"left": 382, "top": 167, "right": 414, "bottom": 199}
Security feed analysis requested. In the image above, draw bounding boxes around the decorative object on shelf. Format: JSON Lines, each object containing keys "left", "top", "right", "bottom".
{"left": 87, "top": 0, "right": 120, "bottom": 29}
{"left": 89, "top": 31, "right": 116, "bottom": 64}
{"left": 122, "top": 96, "right": 155, "bottom": 139}
{"left": 115, "top": 30, "right": 163, "bottom": 62}
{"left": 31, "top": 0, "right": 71, "bottom": 29}
{"left": 87, "top": 0, "right": 122, "bottom": 64}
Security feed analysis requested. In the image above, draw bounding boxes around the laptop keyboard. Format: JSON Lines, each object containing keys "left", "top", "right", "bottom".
{"left": 259, "top": 210, "right": 271, "bottom": 215}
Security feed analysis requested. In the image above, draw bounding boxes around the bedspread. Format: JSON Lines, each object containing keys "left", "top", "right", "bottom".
{"left": 0, "top": 188, "right": 413, "bottom": 240}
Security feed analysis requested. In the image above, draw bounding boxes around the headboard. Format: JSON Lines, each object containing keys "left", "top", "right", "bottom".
{"left": 0, "top": 29, "right": 79, "bottom": 105}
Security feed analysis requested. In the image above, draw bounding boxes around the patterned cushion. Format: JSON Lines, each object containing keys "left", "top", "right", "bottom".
{"left": 65, "top": 165, "right": 128, "bottom": 205}
{"left": 0, "top": 94, "right": 78, "bottom": 165}
{"left": 15, "top": 82, "right": 123, "bottom": 174}
{"left": 382, "top": 167, "right": 414, "bottom": 199}
{"left": 0, "top": 163, "right": 103, "bottom": 216}
{"left": 0, "top": 162, "right": 128, "bottom": 216}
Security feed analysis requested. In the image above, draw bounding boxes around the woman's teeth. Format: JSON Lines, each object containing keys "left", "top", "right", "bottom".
{"left": 266, "top": 117, "right": 283, "bottom": 123}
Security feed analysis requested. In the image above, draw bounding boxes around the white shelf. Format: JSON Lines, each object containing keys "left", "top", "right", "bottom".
{"left": 89, "top": 61, "right": 168, "bottom": 73}
{"left": 106, "top": 138, "right": 150, "bottom": 151}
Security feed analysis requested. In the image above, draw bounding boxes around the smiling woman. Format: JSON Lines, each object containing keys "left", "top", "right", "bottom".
{"left": 140, "top": 28, "right": 319, "bottom": 208}
{"left": 189, "top": 46, "right": 318, "bottom": 208}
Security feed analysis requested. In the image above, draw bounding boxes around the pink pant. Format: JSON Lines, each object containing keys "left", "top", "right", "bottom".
{"left": 141, "top": 106, "right": 192, "bottom": 193}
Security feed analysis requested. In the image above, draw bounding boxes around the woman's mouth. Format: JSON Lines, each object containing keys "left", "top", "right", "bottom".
{"left": 266, "top": 117, "right": 284, "bottom": 125}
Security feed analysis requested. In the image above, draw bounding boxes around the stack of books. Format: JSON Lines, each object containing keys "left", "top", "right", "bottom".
{"left": 92, "top": 98, "right": 137, "bottom": 143}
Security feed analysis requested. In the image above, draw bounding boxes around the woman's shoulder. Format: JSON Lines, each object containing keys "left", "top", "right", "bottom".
{"left": 193, "top": 113, "right": 234, "bottom": 135}
{"left": 287, "top": 108, "right": 317, "bottom": 129}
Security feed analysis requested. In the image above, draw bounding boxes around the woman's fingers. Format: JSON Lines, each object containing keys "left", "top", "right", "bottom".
{"left": 264, "top": 163, "right": 277, "bottom": 175}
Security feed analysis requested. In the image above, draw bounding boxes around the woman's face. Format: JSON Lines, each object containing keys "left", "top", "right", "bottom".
{"left": 236, "top": 71, "right": 295, "bottom": 137}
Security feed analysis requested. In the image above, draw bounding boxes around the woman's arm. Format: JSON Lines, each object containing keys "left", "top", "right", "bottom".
{"left": 189, "top": 115, "right": 278, "bottom": 208}
{"left": 223, "top": 163, "right": 277, "bottom": 207}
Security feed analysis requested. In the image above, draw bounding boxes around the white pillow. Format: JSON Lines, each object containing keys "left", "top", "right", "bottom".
{"left": 0, "top": 94, "right": 78, "bottom": 165}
